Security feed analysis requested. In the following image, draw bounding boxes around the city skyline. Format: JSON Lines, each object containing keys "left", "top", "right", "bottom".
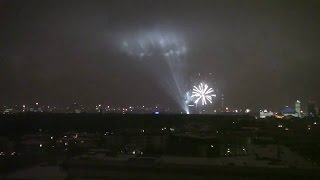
{"left": 1, "top": 98, "right": 315, "bottom": 116}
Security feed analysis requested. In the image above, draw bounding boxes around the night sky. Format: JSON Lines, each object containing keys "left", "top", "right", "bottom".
{"left": 1, "top": 0, "right": 320, "bottom": 110}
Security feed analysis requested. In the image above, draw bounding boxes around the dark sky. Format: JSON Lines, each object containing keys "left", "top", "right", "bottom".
{"left": 1, "top": 0, "right": 320, "bottom": 110}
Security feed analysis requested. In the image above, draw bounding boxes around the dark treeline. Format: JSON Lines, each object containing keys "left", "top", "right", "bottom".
{"left": 0, "top": 113, "right": 253, "bottom": 136}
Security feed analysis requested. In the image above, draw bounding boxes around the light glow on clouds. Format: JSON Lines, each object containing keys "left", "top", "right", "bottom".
{"left": 115, "top": 29, "right": 189, "bottom": 113}
{"left": 120, "top": 31, "right": 187, "bottom": 59}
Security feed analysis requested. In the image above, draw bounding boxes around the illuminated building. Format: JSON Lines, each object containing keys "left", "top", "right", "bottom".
{"left": 3, "top": 108, "right": 13, "bottom": 114}
{"left": 259, "top": 110, "right": 274, "bottom": 118}
{"left": 281, "top": 106, "right": 299, "bottom": 118}
{"left": 221, "top": 94, "right": 224, "bottom": 111}
{"left": 295, "top": 100, "right": 301, "bottom": 118}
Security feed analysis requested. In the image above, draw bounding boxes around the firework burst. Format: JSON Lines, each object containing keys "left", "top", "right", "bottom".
{"left": 191, "top": 83, "right": 216, "bottom": 106}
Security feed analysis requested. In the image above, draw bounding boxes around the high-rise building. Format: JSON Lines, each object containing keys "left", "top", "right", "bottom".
{"left": 295, "top": 100, "right": 301, "bottom": 118}
{"left": 308, "top": 101, "right": 316, "bottom": 117}
{"left": 221, "top": 94, "right": 224, "bottom": 111}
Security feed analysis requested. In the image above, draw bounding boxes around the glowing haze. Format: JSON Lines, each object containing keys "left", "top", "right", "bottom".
{"left": 118, "top": 29, "right": 189, "bottom": 112}
{"left": 120, "top": 30, "right": 187, "bottom": 59}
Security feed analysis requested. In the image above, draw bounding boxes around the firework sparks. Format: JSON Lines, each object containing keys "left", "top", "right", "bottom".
{"left": 191, "top": 83, "right": 216, "bottom": 106}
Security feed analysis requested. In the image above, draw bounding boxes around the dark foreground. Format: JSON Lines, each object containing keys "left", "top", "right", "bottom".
{"left": 1, "top": 113, "right": 320, "bottom": 179}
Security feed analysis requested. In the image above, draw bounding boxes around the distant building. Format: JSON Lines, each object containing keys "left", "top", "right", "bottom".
{"left": 221, "top": 94, "right": 224, "bottom": 111}
{"left": 308, "top": 101, "right": 316, "bottom": 117}
{"left": 295, "top": 100, "right": 301, "bottom": 118}
{"left": 3, "top": 108, "right": 13, "bottom": 114}
{"left": 68, "top": 102, "right": 81, "bottom": 113}
{"left": 281, "top": 106, "right": 299, "bottom": 118}
{"left": 259, "top": 110, "right": 274, "bottom": 118}
{"left": 167, "top": 133, "right": 220, "bottom": 157}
